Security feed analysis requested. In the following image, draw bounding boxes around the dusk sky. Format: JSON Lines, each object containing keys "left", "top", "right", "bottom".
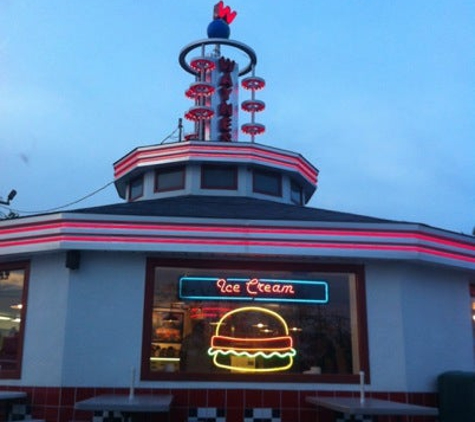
{"left": 1, "top": 1, "right": 474, "bottom": 234}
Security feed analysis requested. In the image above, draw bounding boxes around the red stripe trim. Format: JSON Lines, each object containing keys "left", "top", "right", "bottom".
{"left": 113, "top": 144, "right": 318, "bottom": 184}
{"left": 2, "top": 220, "right": 474, "bottom": 252}
{"left": 2, "top": 233, "right": 474, "bottom": 264}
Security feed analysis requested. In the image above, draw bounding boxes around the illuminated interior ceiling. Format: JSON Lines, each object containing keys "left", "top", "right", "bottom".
{"left": 0, "top": 271, "right": 24, "bottom": 324}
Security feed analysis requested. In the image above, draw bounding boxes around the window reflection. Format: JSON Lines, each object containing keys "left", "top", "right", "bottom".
{"left": 471, "top": 288, "right": 475, "bottom": 362}
{"left": 252, "top": 169, "right": 281, "bottom": 197}
{"left": 129, "top": 176, "right": 144, "bottom": 201}
{"left": 143, "top": 262, "right": 365, "bottom": 379}
{"left": 201, "top": 165, "right": 238, "bottom": 190}
{"left": 155, "top": 166, "right": 185, "bottom": 192}
{"left": 0, "top": 265, "right": 27, "bottom": 377}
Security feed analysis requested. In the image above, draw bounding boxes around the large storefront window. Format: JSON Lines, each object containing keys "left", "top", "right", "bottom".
{"left": 0, "top": 261, "right": 29, "bottom": 379}
{"left": 142, "top": 259, "right": 368, "bottom": 382}
{"left": 471, "top": 284, "right": 475, "bottom": 364}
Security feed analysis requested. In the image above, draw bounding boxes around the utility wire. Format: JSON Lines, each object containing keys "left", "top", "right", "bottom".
{"left": 160, "top": 126, "right": 180, "bottom": 144}
{"left": 161, "top": 117, "right": 185, "bottom": 144}
{"left": 1, "top": 181, "right": 115, "bottom": 215}
{"left": 1, "top": 123, "right": 183, "bottom": 216}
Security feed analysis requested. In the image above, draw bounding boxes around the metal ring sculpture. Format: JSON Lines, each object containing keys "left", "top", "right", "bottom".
{"left": 179, "top": 38, "right": 257, "bottom": 77}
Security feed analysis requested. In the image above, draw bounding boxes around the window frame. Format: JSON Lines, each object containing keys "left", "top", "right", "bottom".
{"left": 141, "top": 258, "right": 369, "bottom": 384}
{"left": 155, "top": 166, "right": 186, "bottom": 193}
{"left": 470, "top": 283, "right": 475, "bottom": 364}
{"left": 201, "top": 165, "right": 238, "bottom": 190}
{"left": 0, "top": 261, "right": 30, "bottom": 380}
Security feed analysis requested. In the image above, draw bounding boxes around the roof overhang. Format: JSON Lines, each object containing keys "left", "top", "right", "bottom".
{"left": 1, "top": 212, "right": 474, "bottom": 271}
{"left": 113, "top": 141, "right": 319, "bottom": 200}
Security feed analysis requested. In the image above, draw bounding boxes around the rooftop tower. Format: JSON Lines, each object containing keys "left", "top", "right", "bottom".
{"left": 113, "top": 2, "right": 319, "bottom": 206}
{"left": 179, "top": 1, "right": 265, "bottom": 143}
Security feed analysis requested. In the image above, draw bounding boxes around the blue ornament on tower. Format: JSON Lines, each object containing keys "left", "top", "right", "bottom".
{"left": 207, "top": 19, "right": 230, "bottom": 39}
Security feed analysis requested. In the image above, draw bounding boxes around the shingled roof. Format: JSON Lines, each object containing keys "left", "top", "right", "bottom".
{"left": 72, "top": 195, "right": 396, "bottom": 224}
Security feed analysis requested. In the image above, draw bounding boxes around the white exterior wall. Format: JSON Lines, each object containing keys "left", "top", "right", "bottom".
{"left": 4, "top": 252, "right": 474, "bottom": 392}
{"left": 365, "top": 263, "right": 408, "bottom": 390}
{"left": 365, "top": 262, "right": 474, "bottom": 392}
{"left": 61, "top": 251, "right": 146, "bottom": 386}
{"left": 401, "top": 264, "right": 474, "bottom": 387}
{"left": 1, "top": 253, "right": 70, "bottom": 387}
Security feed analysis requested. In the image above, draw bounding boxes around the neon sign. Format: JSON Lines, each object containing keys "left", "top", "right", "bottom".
{"left": 217, "top": 277, "right": 295, "bottom": 295}
{"left": 179, "top": 276, "right": 329, "bottom": 304}
{"left": 208, "top": 306, "right": 296, "bottom": 373}
{"left": 217, "top": 57, "right": 236, "bottom": 142}
{"left": 189, "top": 306, "right": 233, "bottom": 319}
{"left": 213, "top": 1, "right": 237, "bottom": 24}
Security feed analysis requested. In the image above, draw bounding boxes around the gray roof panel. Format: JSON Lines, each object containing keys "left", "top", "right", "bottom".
{"left": 72, "top": 195, "right": 395, "bottom": 224}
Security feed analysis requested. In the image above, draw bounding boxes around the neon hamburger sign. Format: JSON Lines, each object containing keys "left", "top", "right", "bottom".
{"left": 208, "top": 306, "right": 297, "bottom": 372}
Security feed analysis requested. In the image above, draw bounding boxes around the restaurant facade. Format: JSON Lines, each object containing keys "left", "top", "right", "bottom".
{"left": 1, "top": 3, "right": 474, "bottom": 422}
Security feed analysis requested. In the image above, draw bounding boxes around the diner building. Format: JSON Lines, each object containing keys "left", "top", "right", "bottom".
{"left": 1, "top": 3, "right": 474, "bottom": 422}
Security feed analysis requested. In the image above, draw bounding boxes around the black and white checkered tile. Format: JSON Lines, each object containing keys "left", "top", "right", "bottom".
{"left": 188, "top": 407, "right": 226, "bottom": 422}
{"left": 336, "top": 415, "right": 373, "bottom": 422}
{"left": 8, "top": 404, "right": 32, "bottom": 421}
{"left": 243, "top": 408, "right": 281, "bottom": 422}
{"left": 92, "top": 411, "right": 125, "bottom": 422}
{"left": 7, "top": 404, "right": 44, "bottom": 422}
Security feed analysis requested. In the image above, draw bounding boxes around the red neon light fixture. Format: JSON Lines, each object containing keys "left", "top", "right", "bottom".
{"left": 184, "top": 133, "right": 199, "bottom": 141}
{"left": 184, "top": 89, "right": 196, "bottom": 100}
{"left": 241, "top": 76, "right": 266, "bottom": 91}
{"left": 185, "top": 106, "right": 215, "bottom": 121}
{"left": 241, "top": 99, "right": 266, "bottom": 113}
{"left": 190, "top": 57, "right": 216, "bottom": 72}
{"left": 241, "top": 122, "right": 265, "bottom": 135}
{"left": 187, "top": 82, "right": 215, "bottom": 97}
{"left": 241, "top": 72, "right": 266, "bottom": 141}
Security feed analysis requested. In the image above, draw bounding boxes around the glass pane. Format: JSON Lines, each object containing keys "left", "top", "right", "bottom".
{"left": 201, "top": 165, "right": 237, "bottom": 190}
{"left": 129, "top": 177, "right": 143, "bottom": 200}
{"left": 146, "top": 265, "right": 361, "bottom": 376}
{"left": 290, "top": 181, "right": 303, "bottom": 205}
{"left": 0, "top": 268, "right": 25, "bottom": 372}
{"left": 253, "top": 170, "right": 281, "bottom": 197}
{"left": 156, "top": 167, "right": 185, "bottom": 192}
{"left": 472, "top": 295, "right": 475, "bottom": 363}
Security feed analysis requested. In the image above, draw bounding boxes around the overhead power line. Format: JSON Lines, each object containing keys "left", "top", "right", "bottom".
{"left": 1, "top": 181, "right": 115, "bottom": 215}
{"left": 1, "top": 123, "right": 183, "bottom": 216}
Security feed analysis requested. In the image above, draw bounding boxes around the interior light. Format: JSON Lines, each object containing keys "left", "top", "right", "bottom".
{"left": 10, "top": 304, "right": 23, "bottom": 310}
{"left": 163, "top": 313, "right": 179, "bottom": 323}
{"left": 150, "top": 357, "right": 180, "bottom": 362}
